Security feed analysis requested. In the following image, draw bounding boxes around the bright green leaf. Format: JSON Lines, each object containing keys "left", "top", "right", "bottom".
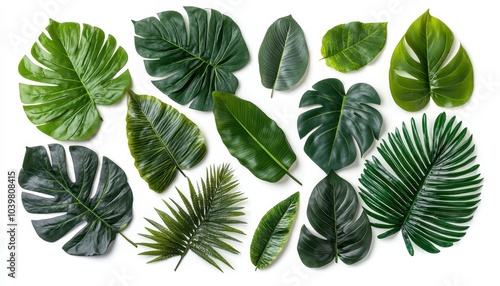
{"left": 18, "top": 19, "right": 131, "bottom": 141}
{"left": 321, "top": 21, "right": 387, "bottom": 72}
{"left": 389, "top": 10, "right": 474, "bottom": 111}
{"left": 126, "top": 91, "right": 207, "bottom": 193}
{"left": 258, "top": 15, "right": 309, "bottom": 97}
{"left": 212, "top": 91, "right": 301, "bottom": 185}
{"left": 251, "top": 192, "right": 299, "bottom": 270}
{"left": 19, "top": 144, "right": 135, "bottom": 256}
{"left": 297, "top": 78, "right": 382, "bottom": 172}
{"left": 133, "top": 6, "right": 249, "bottom": 111}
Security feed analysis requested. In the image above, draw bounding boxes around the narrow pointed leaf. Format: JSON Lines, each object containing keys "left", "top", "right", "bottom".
{"left": 250, "top": 192, "right": 300, "bottom": 269}
{"left": 321, "top": 21, "right": 387, "bottom": 72}
{"left": 258, "top": 15, "right": 309, "bottom": 96}
{"left": 138, "top": 164, "right": 246, "bottom": 272}
{"left": 298, "top": 171, "right": 372, "bottom": 268}
{"left": 133, "top": 6, "right": 249, "bottom": 111}
{"left": 126, "top": 91, "right": 206, "bottom": 193}
{"left": 389, "top": 10, "right": 474, "bottom": 111}
{"left": 18, "top": 19, "right": 131, "bottom": 140}
{"left": 212, "top": 91, "right": 300, "bottom": 185}
{"left": 19, "top": 144, "right": 134, "bottom": 256}
{"left": 359, "top": 112, "right": 482, "bottom": 255}
{"left": 298, "top": 78, "right": 382, "bottom": 172}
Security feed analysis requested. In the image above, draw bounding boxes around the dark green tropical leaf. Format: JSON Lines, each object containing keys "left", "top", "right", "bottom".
{"left": 19, "top": 144, "right": 135, "bottom": 256}
{"left": 126, "top": 91, "right": 207, "bottom": 193}
{"left": 212, "top": 91, "right": 301, "bottom": 185}
{"left": 258, "top": 15, "right": 309, "bottom": 97}
{"left": 19, "top": 19, "right": 131, "bottom": 140}
{"left": 298, "top": 171, "right": 372, "bottom": 268}
{"left": 298, "top": 78, "right": 382, "bottom": 172}
{"left": 321, "top": 21, "right": 387, "bottom": 72}
{"left": 389, "top": 10, "right": 474, "bottom": 111}
{"left": 133, "top": 6, "right": 249, "bottom": 111}
{"left": 138, "top": 164, "right": 246, "bottom": 272}
{"left": 359, "top": 112, "right": 482, "bottom": 255}
{"left": 250, "top": 192, "right": 299, "bottom": 270}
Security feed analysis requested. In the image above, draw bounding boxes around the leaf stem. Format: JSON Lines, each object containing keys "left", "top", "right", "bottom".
{"left": 287, "top": 172, "right": 302, "bottom": 186}
{"left": 175, "top": 253, "right": 187, "bottom": 271}
{"left": 119, "top": 232, "right": 138, "bottom": 248}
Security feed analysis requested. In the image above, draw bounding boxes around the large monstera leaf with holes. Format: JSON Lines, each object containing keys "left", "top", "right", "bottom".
{"left": 19, "top": 144, "right": 134, "bottom": 256}
{"left": 359, "top": 112, "right": 482, "bottom": 255}
{"left": 18, "top": 19, "right": 131, "bottom": 140}
{"left": 133, "top": 6, "right": 250, "bottom": 111}
{"left": 389, "top": 10, "right": 474, "bottom": 111}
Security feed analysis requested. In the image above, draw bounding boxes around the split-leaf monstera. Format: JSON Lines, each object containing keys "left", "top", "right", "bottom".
{"left": 19, "top": 144, "right": 135, "bottom": 256}
{"left": 133, "top": 6, "right": 249, "bottom": 111}
{"left": 389, "top": 10, "right": 474, "bottom": 111}
{"left": 19, "top": 19, "right": 131, "bottom": 141}
{"left": 359, "top": 112, "right": 482, "bottom": 255}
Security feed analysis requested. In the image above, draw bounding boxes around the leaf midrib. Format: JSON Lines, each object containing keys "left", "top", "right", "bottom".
{"left": 271, "top": 25, "right": 292, "bottom": 96}
{"left": 325, "top": 25, "right": 383, "bottom": 59}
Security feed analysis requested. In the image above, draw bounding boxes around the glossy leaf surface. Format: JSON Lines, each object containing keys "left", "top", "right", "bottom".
{"left": 19, "top": 144, "right": 134, "bottom": 256}
{"left": 359, "top": 112, "right": 482, "bottom": 255}
{"left": 138, "top": 164, "right": 246, "bottom": 272}
{"left": 126, "top": 91, "right": 206, "bottom": 193}
{"left": 213, "top": 91, "right": 300, "bottom": 185}
{"left": 298, "top": 171, "right": 372, "bottom": 268}
{"left": 251, "top": 192, "right": 299, "bottom": 269}
{"left": 19, "top": 19, "right": 131, "bottom": 140}
{"left": 297, "top": 78, "right": 382, "bottom": 172}
{"left": 133, "top": 6, "right": 249, "bottom": 111}
{"left": 389, "top": 10, "right": 474, "bottom": 111}
{"left": 258, "top": 15, "right": 309, "bottom": 96}
{"left": 321, "top": 21, "right": 387, "bottom": 72}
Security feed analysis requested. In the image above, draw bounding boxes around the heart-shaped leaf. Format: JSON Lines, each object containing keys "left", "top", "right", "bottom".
{"left": 297, "top": 171, "right": 372, "bottom": 268}
{"left": 133, "top": 6, "right": 250, "bottom": 111}
{"left": 126, "top": 91, "right": 207, "bottom": 193}
{"left": 258, "top": 15, "right": 309, "bottom": 96}
{"left": 297, "top": 78, "right": 382, "bottom": 172}
{"left": 250, "top": 191, "right": 299, "bottom": 270}
{"left": 321, "top": 21, "right": 387, "bottom": 72}
{"left": 19, "top": 144, "right": 135, "bottom": 256}
{"left": 19, "top": 19, "right": 131, "bottom": 140}
{"left": 389, "top": 10, "right": 474, "bottom": 111}
{"left": 213, "top": 91, "right": 300, "bottom": 185}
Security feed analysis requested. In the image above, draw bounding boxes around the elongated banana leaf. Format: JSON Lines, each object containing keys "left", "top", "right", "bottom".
{"left": 321, "top": 21, "right": 387, "bottom": 72}
{"left": 389, "top": 10, "right": 474, "bottom": 111}
{"left": 212, "top": 91, "right": 300, "bottom": 185}
{"left": 298, "top": 78, "right": 382, "bottom": 172}
{"left": 258, "top": 15, "right": 309, "bottom": 96}
{"left": 251, "top": 192, "right": 299, "bottom": 269}
{"left": 359, "top": 112, "right": 482, "bottom": 255}
{"left": 19, "top": 144, "right": 134, "bottom": 256}
{"left": 19, "top": 19, "right": 131, "bottom": 140}
{"left": 298, "top": 171, "right": 372, "bottom": 268}
{"left": 133, "top": 6, "right": 249, "bottom": 111}
{"left": 126, "top": 91, "right": 206, "bottom": 193}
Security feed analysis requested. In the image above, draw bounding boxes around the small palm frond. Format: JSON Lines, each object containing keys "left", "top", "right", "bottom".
{"left": 138, "top": 163, "right": 246, "bottom": 271}
{"left": 359, "top": 112, "right": 482, "bottom": 255}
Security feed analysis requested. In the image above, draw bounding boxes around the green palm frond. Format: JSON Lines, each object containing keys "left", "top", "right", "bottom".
{"left": 138, "top": 163, "right": 246, "bottom": 271}
{"left": 359, "top": 112, "right": 482, "bottom": 255}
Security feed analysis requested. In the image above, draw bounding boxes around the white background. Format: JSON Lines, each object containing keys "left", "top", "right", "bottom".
{"left": 1, "top": 0, "right": 499, "bottom": 285}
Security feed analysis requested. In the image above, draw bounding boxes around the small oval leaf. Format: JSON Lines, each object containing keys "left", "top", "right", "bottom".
{"left": 321, "top": 21, "right": 387, "bottom": 72}
{"left": 250, "top": 192, "right": 300, "bottom": 269}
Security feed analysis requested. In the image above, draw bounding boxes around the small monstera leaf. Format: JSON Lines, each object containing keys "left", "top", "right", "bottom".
{"left": 297, "top": 78, "right": 382, "bottom": 172}
{"left": 19, "top": 144, "right": 135, "bottom": 256}
{"left": 298, "top": 171, "right": 372, "bottom": 268}
{"left": 389, "top": 10, "right": 474, "bottom": 111}
{"left": 250, "top": 192, "right": 299, "bottom": 270}
{"left": 359, "top": 112, "right": 482, "bottom": 255}
{"left": 133, "top": 6, "right": 250, "bottom": 111}
{"left": 126, "top": 91, "right": 207, "bottom": 193}
{"left": 321, "top": 21, "right": 387, "bottom": 72}
{"left": 258, "top": 15, "right": 309, "bottom": 96}
{"left": 19, "top": 19, "right": 131, "bottom": 140}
